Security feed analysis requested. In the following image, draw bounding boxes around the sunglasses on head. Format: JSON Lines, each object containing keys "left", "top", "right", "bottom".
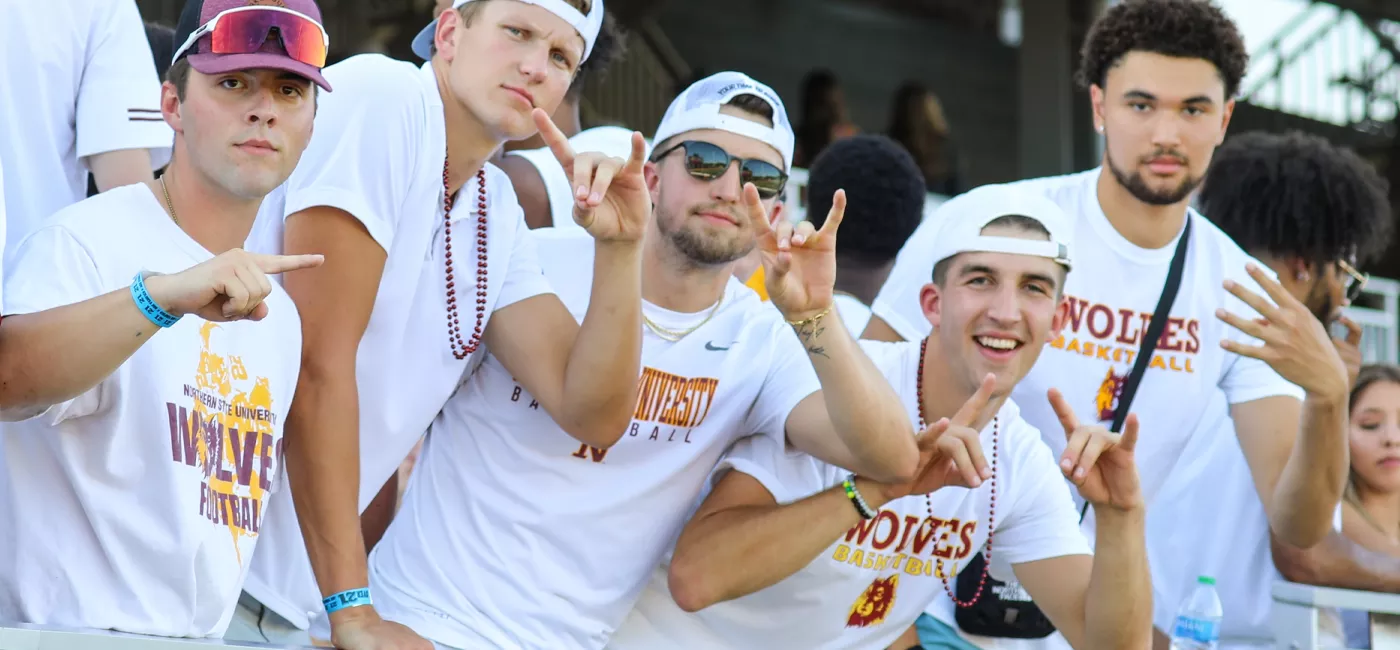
{"left": 173, "top": 6, "right": 329, "bottom": 68}
{"left": 650, "top": 140, "right": 788, "bottom": 199}
{"left": 1339, "top": 259, "right": 1368, "bottom": 302}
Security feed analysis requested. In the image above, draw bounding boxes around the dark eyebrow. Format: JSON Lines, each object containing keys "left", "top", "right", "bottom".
{"left": 1024, "top": 272, "right": 1059, "bottom": 289}
{"left": 1123, "top": 89, "right": 1214, "bottom": 106}
{"left": 956, "top": 263, "right": 997, "bottom": 278}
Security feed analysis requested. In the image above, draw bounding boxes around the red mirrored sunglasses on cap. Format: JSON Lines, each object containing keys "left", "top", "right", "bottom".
{"left": 172, "top": 5, "right": 329, "bottom": 67}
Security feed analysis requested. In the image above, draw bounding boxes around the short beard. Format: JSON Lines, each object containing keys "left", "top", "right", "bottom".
{"left": 1106, "top": 145, "right": 1202, "bottom": 206}
{"left": 1304, "top": 277, "right": 1337, "bottom": 324}
{"left": 656, "top": 202, "right": 754, "bottom": 267}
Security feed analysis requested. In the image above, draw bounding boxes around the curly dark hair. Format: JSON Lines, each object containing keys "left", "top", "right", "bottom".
{"left": 1198, "top": 131, "right": 1393, "bottom": 268}
{"left": 807, "top": 135, "right": 926, "bottom": 267}
{"left": 1077, "top": 0, "right": 1249, "bottom": 99}
{"left": 569, "top": 12, "right": 627, "bottom": 100}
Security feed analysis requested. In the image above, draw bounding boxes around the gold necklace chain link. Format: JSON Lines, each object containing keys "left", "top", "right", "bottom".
{"left": 642, "top": 292, "right": 725, "bottom": 342}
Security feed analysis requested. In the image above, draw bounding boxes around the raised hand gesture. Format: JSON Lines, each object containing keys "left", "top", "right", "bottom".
{"left": 1048, "top": 388, "right": 1143, "bottom": 512}
{"left": 1217, "top": 264, "right": 1349, "bottom": 400}
{"left": 533, "top": 108, "right": 651, "bottom": 243}
{"left": 145, "top": 248, "right": 323, "bottom": 322}
{"left": 747, "top": 185, "right": 845, "bottom": 322}
{"left": 876, "top": 374, "right": 998, "bottom": 501}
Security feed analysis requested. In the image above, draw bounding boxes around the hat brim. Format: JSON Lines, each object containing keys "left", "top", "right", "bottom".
{"left": 411, "top": 23, "right": 435, "bottom": 60}
{"left": 187, "top": 52, "right": 332, "bottom": 91}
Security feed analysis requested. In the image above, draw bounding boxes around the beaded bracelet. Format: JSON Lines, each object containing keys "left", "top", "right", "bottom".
{"left": 842, "top": 476, "right": 876, "bottom": 520}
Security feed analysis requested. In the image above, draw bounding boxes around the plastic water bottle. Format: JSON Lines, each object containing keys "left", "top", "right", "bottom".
{"left": 1169, "top": 575, "right": 1223, "bottom": 650}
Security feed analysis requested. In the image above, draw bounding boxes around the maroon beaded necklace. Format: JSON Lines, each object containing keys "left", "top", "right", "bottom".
{"left": 441, "top": 158, "right": 490, "bottom": 360}
{"left": 915, "top": 337, "right": 999, "bottom": 608}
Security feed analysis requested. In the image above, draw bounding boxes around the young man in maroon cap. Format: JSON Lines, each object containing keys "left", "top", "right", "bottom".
{"left": 0, "top": 0, "right": 329, "bottom": 638}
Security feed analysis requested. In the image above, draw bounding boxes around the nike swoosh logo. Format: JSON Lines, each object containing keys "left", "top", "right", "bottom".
{"left": 705, "top": 342, "right": 732, "bottom": 351}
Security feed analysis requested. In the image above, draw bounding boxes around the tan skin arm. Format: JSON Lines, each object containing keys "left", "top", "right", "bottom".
{"left": 88, "top": 148, "right": 156, "bottom": 192}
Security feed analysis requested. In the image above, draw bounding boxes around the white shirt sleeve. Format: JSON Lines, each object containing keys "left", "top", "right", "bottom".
{"left": 992, "top": 420, "right": 1092, "bottom": 566}
{"left": 1217, "top": 267, "right": 1306, "bottom": 405}
{"left": 75, "top": 0, "right": 172, "bottom": 167}
{"left": 0, "top": 157, "right": 6, "bottom": 307}
{"left": 491, "top": 174, "right": 555, "bottom": 309}
{"left": 2, "top": 225, "right": 110, "bottom": 421}
{"left": 746, "top": 321, "right": 823, "bottom": 443}
{"left": 713, "top": 431, "right": 840, "bottom": 505}
{"left": 869, "top": 208, "right": 943, "bottom": 341}
{"left": 281, "top": 63, "right": 425, "bottom": 253}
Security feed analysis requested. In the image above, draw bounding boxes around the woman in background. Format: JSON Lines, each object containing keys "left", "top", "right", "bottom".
{"left": 794, "top": 69, "right": 858, "bottom": 168}
{"left": 888, "top": 81, "right": 962, "bottom": 196}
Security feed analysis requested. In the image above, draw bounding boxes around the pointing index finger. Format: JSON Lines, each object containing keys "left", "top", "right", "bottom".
{"left": 253, "top": 253, "right": 325, "bottom": 274}
{"left": 951, "top": 373, "right": 997, "bottom": 428}
{"left": 743, "top": 183, "right": 774, "bottom": 237}
{"left": 818, "top": 189, "right": 846, "bottom": 238}
{"left": 532, "top": 108, "right": 575, "bottom": 168}
{"left": 1047, "top": 387, "right": 1079, "bottom": 435}
{"left": 623, "top": 131, "right": 648, "bottom": 176}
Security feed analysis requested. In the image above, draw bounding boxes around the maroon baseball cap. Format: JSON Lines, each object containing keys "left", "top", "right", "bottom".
{"left": 173, "top": 0, "right": 332, "bottom": 91}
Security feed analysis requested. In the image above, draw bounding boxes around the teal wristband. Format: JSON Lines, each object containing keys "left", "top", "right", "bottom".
{"left": 130, "top": 273, "right": 180, "bottom": 328}
{"left": 323, "top": 588, "right": 371, "bottom": 614}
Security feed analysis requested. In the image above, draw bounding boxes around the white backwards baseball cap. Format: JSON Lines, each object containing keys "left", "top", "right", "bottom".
{"left": 412, "top": 0, "right": 605, "bottom": 62}
{"left": 928, "top": 184, "right": 1075, "bottom": 273}
{"left": 649, "top": 71, "right": 796, "bottom": 172}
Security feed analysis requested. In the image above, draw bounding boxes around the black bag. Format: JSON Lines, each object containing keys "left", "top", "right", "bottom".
{"left": 954, "top": 219, "right": 1192, "bottom": 639}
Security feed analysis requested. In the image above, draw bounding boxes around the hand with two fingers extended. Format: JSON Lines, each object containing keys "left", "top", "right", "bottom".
{"left": 144, "top": 248, "right": 323, "bottom": 323}
{"left": 533, "top": 108, "right": 651, "bottom": 242}
{"left": 1216, "top": 264, "right": 1349, "bottom": 399}
{"left": 876, "top": 374, "right": 998, "bottom": 502}
{"left": 1048, "top": 388, "right": 1142, "bottom": 512}
{"left": 746, "top": 185, "right": 846, "bottom": 322}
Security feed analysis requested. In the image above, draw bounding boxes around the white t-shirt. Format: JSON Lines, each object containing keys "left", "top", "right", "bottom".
{"left": 834, "top": 293, "right": 873, "bottom": 336}
{"left": 367, "top": 227, "right": 824, "bottom": 650}
{"left": 506, "top": 126, "right": 640, "bottom": 230}
{"left": 0, "top": 156, "right": 6, "bottom": 306}
{"left": 606, "top": 340, "right": 1090, "bottom": 650}
{"left": 0, "top": 185, "right": 302, "bottom": 637}
{"left": 242, "top": 54, "right": 554, "bottom": 629}
{"left": 0, "top": 0, "right": 172, "bottom": 256}
{"left": 871, "top": 169, "right": 1305, "bottom": 519}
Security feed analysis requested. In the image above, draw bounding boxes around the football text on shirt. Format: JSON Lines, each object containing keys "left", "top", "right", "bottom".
{"left": 537, "top": 366, "right": 720, "bottom": 463}
{"left": 164, "top": 322, "right": 282, "bottom": 560}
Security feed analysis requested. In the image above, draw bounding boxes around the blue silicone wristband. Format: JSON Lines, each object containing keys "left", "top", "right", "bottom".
{"left": 323, "top": 588, "right": 372, "bottom": 614}
{"left": 130, "top": 272, "right": 180, "bottom": 328}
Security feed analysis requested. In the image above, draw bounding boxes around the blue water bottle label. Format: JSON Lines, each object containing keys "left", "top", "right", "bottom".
{"left": 1173, "top": 616, "right": 1219, "bottom": 642}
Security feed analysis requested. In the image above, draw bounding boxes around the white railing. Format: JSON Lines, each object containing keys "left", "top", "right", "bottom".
{"left": 0, "top": 623, "right": 314, "bottom": 650}
{"left": 1340, "top": 276, "right": 1400, "bottom": 366}
{"left": 781, "top": 167, "right": 950, "bottom": 225}
{"left": 1272, "top": 581, "right": 1400, "bottom": 649}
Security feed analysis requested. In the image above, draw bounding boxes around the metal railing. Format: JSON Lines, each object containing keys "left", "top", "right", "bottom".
{"left": 0, "top": 622, "right": 314, "bottom": 650}
{"left": 1272, "top": 581, "right": 1400, "bottom": 649}
{"left": 1243, "top": 2, "right": 1399, "bottom": 131}
{"left": 1339, "top": 276, "right": 1400, "bottom": 365}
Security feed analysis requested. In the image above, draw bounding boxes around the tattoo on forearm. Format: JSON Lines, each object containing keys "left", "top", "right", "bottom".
{"left": 793, "top": 321, "right": 829, "bottom": 359}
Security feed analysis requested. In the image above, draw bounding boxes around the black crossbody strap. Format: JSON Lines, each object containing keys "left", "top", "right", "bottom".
{"left": 1079, "top": 217, "right": 1192, "bottom": 522}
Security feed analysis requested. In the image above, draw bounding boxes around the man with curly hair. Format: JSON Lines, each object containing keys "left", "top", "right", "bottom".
{"left": 1144, "top": 130, "right": 1396, "bottom": 649}
{"left": 868, "top": 2, "right": 1352, "bottom": 647}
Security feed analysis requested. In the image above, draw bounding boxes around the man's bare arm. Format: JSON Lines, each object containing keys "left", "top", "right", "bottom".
{"left": 0, "top": 290, "right": 159, "bottom": 416}
{"left": 784, "top": 319, "right": 918, "bottom": 483}
{"left": 281, "top": 206, "right": 386, "bottom": 627}
{"left": 666, "top": 468, "right": 890, "bottom": 612}
{"left": 484, "top": 240, "right": 642, "bottom": 447}
{"left": 1014, "top": 506, "right": 1152, "bottom": 650}
{"left": 1234, "top": 394, "right": 1348, "bottom": 549}
{"left": 88, "top": 148, "right": 156, "bottom": 192}
{"left": 1272, "top": 529, "right": 1400, "bottom": 592}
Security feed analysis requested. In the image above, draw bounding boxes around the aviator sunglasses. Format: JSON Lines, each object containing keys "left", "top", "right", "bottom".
{"left": 650, "top": 140, "right": 789, "bottom": 199}
{"left": 172, "top": 5, "right": 329, "bottom": 68}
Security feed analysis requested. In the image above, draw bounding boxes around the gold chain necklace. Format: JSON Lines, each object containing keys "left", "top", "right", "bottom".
{"left": 159, "top": 175, "right": 180, "bottom": 226}
{"left": 643, "top": 293, "right": 725, "bottom": 342}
